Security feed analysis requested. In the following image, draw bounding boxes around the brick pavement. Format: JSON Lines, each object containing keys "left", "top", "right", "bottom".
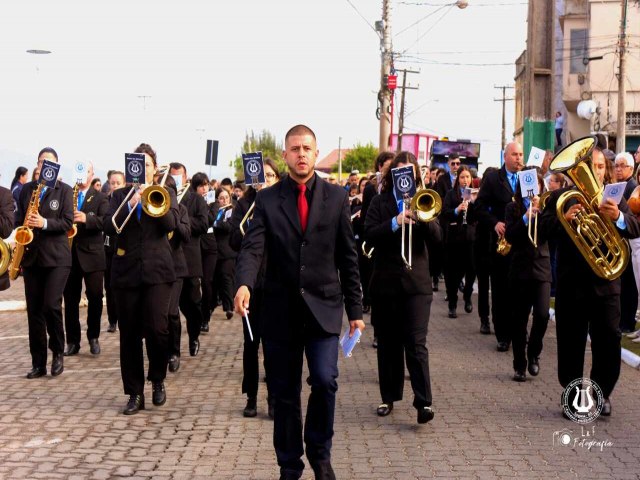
{"left": 0, "top": 286, "right": 638, "bottom": 480}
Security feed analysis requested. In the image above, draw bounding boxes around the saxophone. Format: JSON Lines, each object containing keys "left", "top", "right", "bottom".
{"left": 67, "top": 183, "right": 79, "bottom": 248}
{"left": 9, "top": 182, "right": 45, "bottom": 280}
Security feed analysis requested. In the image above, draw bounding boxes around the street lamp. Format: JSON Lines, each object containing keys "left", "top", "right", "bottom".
{"left": 26, "top": 49, "right": 51, "bottom": 55}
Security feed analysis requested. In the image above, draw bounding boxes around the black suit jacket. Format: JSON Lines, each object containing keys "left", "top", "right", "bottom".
{"left": 15, "top": 180, "right": 74, "bottom": 268}
{"left": 0, "top": 187, "right": 13, "bottom": 290}
{"left": 435, "top": 173, "right": 453, "bottom": 201}
{"left": 213, "top": 203, "right": 237, "bottom": 261}
{"left": 180, "top": 189, "right": 209, "bottom": 277}
{"left": 475, "top": 166, "right": 517, "bottom": 246}
{"left": 442, "top": 188, "right": 476, "bottom": 244}
{"left": 104, "top": 185, "right": 178, "bottom": 288}
{"left": 72, "top": 187, "right": 109, "bottom": 272}
{"left": 364, "top": 190, "right": 441, "bottom": 296}
{"left": 235, "top": 173, "right": 362, "bottom": 340}
{"left": 169, "top": 203, "right": 191, "bottom": 279}
{"left": 504, "top": 201, "right": 551, "bottom": 282}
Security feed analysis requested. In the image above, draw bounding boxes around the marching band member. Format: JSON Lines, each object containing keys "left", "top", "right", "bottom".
{"left": 105, "top": 143, "right": 178, "bottom": 415}
{"left": 15, "top": 147, "right": 74, "bottom": 378}
{"left": 0, "top": 185, "right": 13, "bottom": 292}
{"left": 212, "top": 188, "right": 236, "bottom": 319}
{"left": 364, "top": 151, "right": 440, "bottom": 424}
{"left": 229, "top": 157, "right": 280, "bottom": 418}
{"left": 504, "top": 170, "right": 550, "bottom": 382}
{"left": 104, "top": 171, "right": 125, "bottom": 333}
{"left": 63, "top": 162, "right": 109, "bottom": 356}
{"left": 442, "top": 165, "right": 476, "bottom": 318}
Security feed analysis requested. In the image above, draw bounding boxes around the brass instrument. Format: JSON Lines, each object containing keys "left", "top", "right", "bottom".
{"left": 239, "top": 202, "right": 255, "bottom": 236}
{"left": 0, "top": 240, "right": 11, "bottom": 276}
{"left": 177, "top": 182, "right": 191, "bottom": 204}
{"left": 496, "top": 235, "right": 511, "bottom": 256}
{"left": 67, "top": 183, "right": 79, "bottom": 248}
{"left": 401, "top": 186, "right": 442, "bottom": 269}
{"left": 9, "top": 182, "right": 45, "bottom": 280}
{"left": 528, "top": 190, "right": 552, "bottom": 247}
{"left": 550, "top": 136, "right": 629, "bottom": 280}
{"left": 362, "top": 241, "right": 374, "bottom": 259}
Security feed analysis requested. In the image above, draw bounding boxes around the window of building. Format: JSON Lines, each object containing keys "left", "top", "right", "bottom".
{"left": 627, "top": 112, "right": 640, "bottom": 129}
{"left": 570, "top": 29, "right": 588, "bottom": 74}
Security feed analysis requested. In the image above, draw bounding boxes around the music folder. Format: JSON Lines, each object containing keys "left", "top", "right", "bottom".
{"left": 339, "top": 327, "right": 362, "bottom": 358}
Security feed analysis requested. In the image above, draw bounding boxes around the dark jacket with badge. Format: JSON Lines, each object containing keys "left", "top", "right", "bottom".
{"left": 15, "top": 180, "right": 74, "bottom": 268}
{"left": 442, "top": 187, "right": 476, "bottom": 244}
{"left": 170, "top": 203, "right": 191, "bottom": 279}
{"left": 71, "top": 187, "right": 109, "bottom": 272}
{"left": 180, "top": 189, "right": 209, "bottom": 278}
{"left": 0, "top": 186, "right": 14, "bottom": 290}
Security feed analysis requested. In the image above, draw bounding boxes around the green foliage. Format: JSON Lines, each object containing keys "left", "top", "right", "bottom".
{"left": 331, "top": 142, "right": 378, "bottom": 175}
{"left": 233, "top": 130, "right": 286, "bottom": 179}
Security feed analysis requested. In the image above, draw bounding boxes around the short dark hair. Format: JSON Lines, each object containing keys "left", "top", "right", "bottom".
{"left": 170, "top": 162, "right": 187, "bottom": 174}
{"left": 191, "top": 172, "right": 209, "bottom": 190}
{"left": 134, "top": 143, "right": 157, "bottom": 167}
{"left": 221, "top": 177, "right": 233, "bottom": 187}
{"left": 448, "top": 153, "right": 460, "bottom": 161}
{"left": 38, "top": 147, "right": 58, "bottom": 162}
{"left": 109, "top": 170, "right": 124, "bottom": 180}
{"left": 285, "top": 124, "right": 316, "bottom": 143}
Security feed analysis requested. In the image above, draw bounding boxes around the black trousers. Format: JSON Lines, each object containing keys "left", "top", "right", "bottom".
{"left": 24, "top": 266, "right": 71, "bottom": 368}
{"left": 179, "top": 276, "right": 203, "bottom": 343}
{"left": 444, "top": 239, "right": 475, "bottom": 309}
{"left": 489, "top": 252, "right": 512, "bottom": 343}
{"left": 242, "top": 288, "right": 266, "bottom": 399}
{"left": 200, "top": 250, "right": 217, "bottom": 322}
{"left": 263, "top": 297, "right": 338, "bottom": 476}
{"left": 555, "top": 285, "right": 621, "bottom": 399}
{"left": 168, "top": 279, "right": 183, "bottom": 357}
{"left": 213, "top": 257, "right": 235, "bottom": 313}
{"left": 474, "top": 244, "right": 491, "bottom": 322}
{"left": 115, "top": 283, "right": 172, "bottom": 395}
{"left": 63, "top": 259, "right": 104, "bottom": 345}
{"left": 373, "top": 293, "right": 432, "bottom": 408}
{"left": 104, "top": 252, "right": 118, "bottom": 327}
{"left": 511, "top": 280, "right": 550, "bottom": 372}
{"left": 619, "top": 263, "right": 638, "bottom": 332}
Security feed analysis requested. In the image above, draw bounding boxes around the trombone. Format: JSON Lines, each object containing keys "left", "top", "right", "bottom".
{"left": 177, "top": 182, "right": 191, "bottom": 204}
{"left": 239, "top": 202, "right": 255, "bottom": 236}
{"left": 401, "top": 184, "right": 442, "bottom": 269}
{"left": 362, "top": 241, "right": 374, "bottom": 259}
{"left": 527, "top": 190, "right": 551, "bottom": 248}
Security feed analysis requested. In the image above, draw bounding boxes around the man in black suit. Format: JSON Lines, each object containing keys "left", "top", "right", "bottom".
{"left": 234, "top": 125, "right": 364, "bottom": 480}
{"left": 434, "top": 153, "right": 461, "bottom": 200}
{"left": 63, "top": 162, "right": 109, "bottom": 356}
{"left": 104, "top": 171, "right": 125, "bottom": 333}
{"left": 169, "top": 163, "right": 209, "bottom": 359}
{"left": 475, "top": 142, "right": 524, "bottom": 351}
{"left": 0, "top": 186, "right": 13, "bottom": 292}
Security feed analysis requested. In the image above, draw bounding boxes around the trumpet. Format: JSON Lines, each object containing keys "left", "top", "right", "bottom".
{"left": 496, "top": 235, "right": 511, "bottom": 256}
{"left": 239, "top": 202, "right": 255, "bottom": 236}
{"left": 401, "top": 186, "right": 442, "bottom": 269}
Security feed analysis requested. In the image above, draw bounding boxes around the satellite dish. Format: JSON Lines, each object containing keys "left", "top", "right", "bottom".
{"left": 577, "top": 100, "right": 598, "bottom": 120}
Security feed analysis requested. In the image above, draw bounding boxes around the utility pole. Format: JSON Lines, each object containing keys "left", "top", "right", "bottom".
{"left": 616, "top": 0, "right": 629, "bottom": 153}
{"left": 396, "top": 69, "right": 420, "bottom": 153}
{"left": 378, "top": 0, "right": 392, "bottom": 152}
{"left": 494, "top": 85, "right": 514, "bottom": 151}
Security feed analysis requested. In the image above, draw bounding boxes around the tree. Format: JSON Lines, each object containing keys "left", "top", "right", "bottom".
{"left": 233, "top": 130, "right": 286, "bottom": 180}
{"left": 331, "top": 142, "right": 378, "bottom": 175}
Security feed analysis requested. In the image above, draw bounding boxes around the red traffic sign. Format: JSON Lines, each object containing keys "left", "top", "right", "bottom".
{"left": 387, "top": 75, "right": 397, "bottom": 90}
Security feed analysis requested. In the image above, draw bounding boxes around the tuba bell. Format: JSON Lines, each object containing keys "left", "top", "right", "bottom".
{"left": 550, "top": 136, "right": 629, "bottom": 280}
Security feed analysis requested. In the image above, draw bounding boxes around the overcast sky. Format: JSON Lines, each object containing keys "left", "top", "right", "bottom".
{"left": 0, "top": 0, "right": 527, "bottom": 187}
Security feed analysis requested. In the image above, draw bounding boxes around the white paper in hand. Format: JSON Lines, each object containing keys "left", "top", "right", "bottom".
{"left": 527, "top": 146, "right": 546, "bottom": 168}
{"left": 518, "top": 170, "right": 539, "bottom": 198}
{"left": 339, "top": 327, "right": 361, "bottom": 358}
{"left": 602, "top": 182, "right": 626, "bottom": 205}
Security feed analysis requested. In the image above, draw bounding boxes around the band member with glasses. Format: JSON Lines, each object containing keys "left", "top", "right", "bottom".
{"left": 365, "top": 151, "right": 440, "bottom": 425}
{"left": 16, "top": 147, "right": 74, "bottom": 379}
{"left": 105, "top": 143, "right": 178, "bottom": 415}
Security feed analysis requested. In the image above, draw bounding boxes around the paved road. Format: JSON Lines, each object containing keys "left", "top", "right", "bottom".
{"left": 0, "top": 285, "right": 638, "bottom": 479}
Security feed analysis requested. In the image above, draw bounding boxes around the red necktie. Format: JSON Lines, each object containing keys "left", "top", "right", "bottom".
{"left": 297, "top": 183, "right": 309, "bottom": 233}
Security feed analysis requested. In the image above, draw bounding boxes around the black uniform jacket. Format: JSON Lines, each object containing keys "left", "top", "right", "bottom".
{"left": 435, "top": 173, "right": 453, "bottom": 202}
{"left": 442, "top": 187, "right": 476, "bottom": 244}
{"left": 104, "top": 185, "right": 178, "bottom": 288}
{"left": 475, "top": 165, "right": 515, "bottom": 233}
{"left": 0, "top": 186, "right": 14, "bottom": 290}
{"left": 15, "top": 180, "right": 73, "bottom": 268}
{"left": 364, "top": 190, "right": 441, "bottom": 296}
{"left": 504, "top": 201, "right": 551, "bottom": 282}
{"left": 72, "top": 187, "right": 109, "bottom": 273}
{"left": 235, "top": 174, "right": 363, "bottom": 339}
{"left": 539, "top": 187, "right": 640, "bottom": 296}
{"left": 180, "top": 189, "right": 209, "bottom": 278}
{"left": 169, "top": 203, "right": 191, "bottom": 279}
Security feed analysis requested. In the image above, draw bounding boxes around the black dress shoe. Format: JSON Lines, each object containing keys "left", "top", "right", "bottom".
{"left": 152, "top": 382, "right": 166, "bottom": 406}
{"left": 480, "top": 319, "right": 491, "bottom": 335}
{"left": 417, "top": 406, "right": 435, "bottom": 424}
{"left": 601, "top": 398, "right": 612, "bottom": 416}
{"left": 51, "top": 353, "right": 64, "bottom": 376}
{"left": 123, "top": 394, "right": 145, "bottom": 415}
{"left": 279, "top": 471, "right": 302, "bottom": 480}
{"left": 200, "top": 321, "right": 209, "bottom": 333}
{"left": 64, "top": 343, "right": 80, "bottom": 356}
{"left": 310, "top": 461, "right": 336, "bottom": 480}
{"left": 527, "top": 357, "right": 540, "bottom": 376}
{"left": 377, "top": 403, "right": 393, "bottom": 416}
{"left": 464, "top": 300, "right": 473, "bottom": 313}
{"left": 243, "top": 397, "right": 257, "bottom": 417}
{"left": 107, "top": 323, "right": 117, "bottom": 333}
{"left": 225, "top": 310, "right": 234, "bottom": 320}
{"left": 496, "top": 342, "right": 509, "bottom": 352}
{"left": 89, "top": 338, "right": 100, "bottom": 355}
{"left": 513, "top": 370, "right": 526, "bottom": 382}
{"left": 189, "top": 339, "right": 200, "bottom": 357}
{"left": 26, "top": 366, "right": 46, "bottom": 379}
{"left": 448, "top": 308, "right": 457, "bottom": 319}
{"left": 372, "top": 337, "right": 378, "bottom": 348}
{"left": 168, "top": 355, "right": 180, "bottom": 373}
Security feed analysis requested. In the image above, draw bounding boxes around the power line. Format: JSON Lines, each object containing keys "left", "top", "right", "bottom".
{"left": 394, "top": 3, "right": 449, "bottom": 36}
{"left": 344, "top": 0, "right": 379, "bottom": 36}
{"left": 397, "top": 1, "right": 526, "bottom": 5}
{"left": 399, "top": 3, "right": 455, "bottom": 54}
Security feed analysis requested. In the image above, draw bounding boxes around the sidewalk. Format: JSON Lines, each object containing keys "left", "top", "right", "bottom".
{"left": 0, "top": 287, "right": 638, "bottom": 479}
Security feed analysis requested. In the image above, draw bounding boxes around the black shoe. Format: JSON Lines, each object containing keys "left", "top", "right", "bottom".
{"left": 51, "top": 353, "right": 64, "bottom": 376}
{"left": 362, "top": 304, "right": 371, "bottom": 314}
{"left": 464, "top": 300, "right": 473, "bottom": 313}
{"left": 513, "top": 370, "right": 526, "bottom": 382}
{"left": 372, "top": 337, "right": 378, "bottom": 349}
{"left": 310, "top": 461, "right": 336, "bottom": 480}
{"left": 225, "top": 310, "right": 234, "bottom": 320}
{"left": 496, "top": 342, "right": 509, "bottom": 352}
{"left": 200, "top": 322, "right": 209, "bottom": 333}
{"left": 480, "top": 320, "right": 491, "bottom": 335}
{"left": 189, "top": 339, "right": 200, "bottom": 356}
{"left": 26, "top": 366, "right": 46, "bottom": 379}
{"left": 107, "top": 323, "right": 117, "bottom": 333}
{"left": 458, "top": 281, "right": 465, "bottom": 293}
{"left": 432, "top": 281, "right": 439, "bottom": 292}
{"left": 448, "top": 307, "right": 457, "bottom": 319}
{"left": 123, "top": 394, "right": 145, "bottom": 415}
{"left": 152, "top": 382, "right": 166, "bottom": 406}
{"left": 267, "top": 398, "right": 275, "bottom": 419}
{"left": 601, "top": 398, "right": 612, "bottom": 416}
{"left": 243, "top": 397, "right": 257, "bottom": 417}
{"left": 527, "top": 357, "right": 540, "bottom": 376}
{"left": 417, "top": 406, "right": 435, "bottom": 424}
{"left": 89, "top": 338, "right": 100, "bottom": 355}
{"left": 64, "top": 343, "right": 80, "bottom": 356}
{"left": 168, "top": 355, "right": 180, "bottom": 373}
{"left": 279, "top": 471, "right": 302, "bottom": 480}
{"left": 377, "top": 403, "right": 393, "bottom": 416}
